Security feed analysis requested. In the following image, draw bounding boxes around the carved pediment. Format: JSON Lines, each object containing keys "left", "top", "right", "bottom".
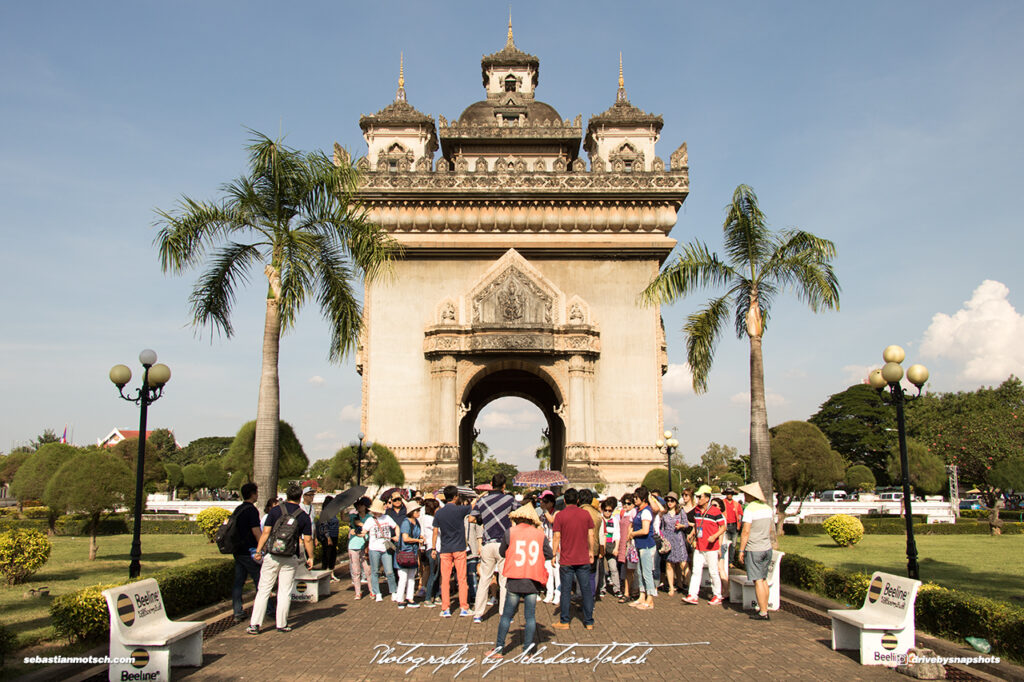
{"left": 466, "top": 249, "right": 561, "bottom": 328}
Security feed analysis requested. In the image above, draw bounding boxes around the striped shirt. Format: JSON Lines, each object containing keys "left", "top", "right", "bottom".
{"left": 475, "top": 492, "right": 515, "bottom": 543}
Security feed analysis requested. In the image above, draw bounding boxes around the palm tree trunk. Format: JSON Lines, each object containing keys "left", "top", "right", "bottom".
{"left": 749, "top": 334, "right": 773, "bottom": 506}
{"left": 254, "top": 297, "right": 281, "bottom": 511}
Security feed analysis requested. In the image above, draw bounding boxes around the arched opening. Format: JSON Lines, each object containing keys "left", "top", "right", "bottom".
{"left": 504, "top": 74, "right": 517, "bottom": 92}
{"left": 458, "top": 367, "right": 565, "bottom": 485}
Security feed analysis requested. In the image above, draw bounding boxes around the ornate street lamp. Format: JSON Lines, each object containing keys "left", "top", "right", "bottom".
{"left": 656, "top": 429, "right": 680, "bottom": 493}
{"left": 868, "top": 344, "right": 929, "bottom": 580}
{"left": 109, "top": 349, "right": 171, "bottom": 579}
{"left": 349, "top": 432, "right": 373, "bottom": 487}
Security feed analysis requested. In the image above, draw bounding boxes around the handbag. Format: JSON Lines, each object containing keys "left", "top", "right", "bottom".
{"left": 396, "top": 547, "right": 418, "bottom": 567}
{"left": 657, "top": 534, "right": 672, "bottom": 555}
{"left": 383, "top": 539, "right": 396, "bottom": 553}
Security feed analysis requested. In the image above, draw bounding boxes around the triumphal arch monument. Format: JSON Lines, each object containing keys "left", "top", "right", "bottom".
{"left": 347, "top": 27, "right": 689, "bottom": 489}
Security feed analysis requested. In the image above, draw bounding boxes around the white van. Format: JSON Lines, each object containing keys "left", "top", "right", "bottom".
{"left": 821, "top": 490, "right": 847, "bottom": 502}
{"left": 879, "top": 492, "right": 903, "bottom": 501}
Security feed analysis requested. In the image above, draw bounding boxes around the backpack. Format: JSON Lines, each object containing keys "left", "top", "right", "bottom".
{"left": 315, "top": 519, "right": 328, "bottom": 544}
{"left": 214, "top": 503, "right": 249, "bottom": 554}
{"left": 267, "top": 505, "right": 305, "bottom": 557}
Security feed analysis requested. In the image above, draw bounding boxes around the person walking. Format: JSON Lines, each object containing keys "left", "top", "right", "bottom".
{"left": 365, "top": 499, "right": 399, "bottom": 602}
{"left": 539, "top": 491, "right": 560, "bottom": 604}
{"left": 231, "top": 483, "right": 262, "bottom": 622}
{"left": 683, "top": 485, "right": 726, "bottom": 606}
{"left": 248, "top": 482, "right": 313, "bottom": 634}
{"left": 551, "top": 488, "right": 595, "bottom": 630}
{"left": 627, "top": 487, "right": 657, "bottom": 610}
{"left": 259, "top": 497, "right": 279, "bottom": 531}
{"left": 432, "top": 485, "right": 476, "bottom": 617}
{"left": 737, "top": 482, "right": 774, "bottom": 621}
{"left": 472, "top": 474, "right": 515, "bottom": 623}
{"left": 485, "top": 503, "right": 552, "bottom": 660}
{"left": 395, "top": 501, "right": 424, "bottom": 609}
{"left": 599, "top": 498, "right": 621, "bottom": 598}
{"left": 347, "top": 497, "right": 372, "bottom": 599}
{"left": 722, "top": 489, "right": 744, "bottom": 566}
{"left": 300, "top": 486, "right": 316, "bottom": 565}
{"left": 659, "top": 491, "right": 689, "bottom": 595}
{"left": 319, "top": 495, "right": 341, "bottom": 580}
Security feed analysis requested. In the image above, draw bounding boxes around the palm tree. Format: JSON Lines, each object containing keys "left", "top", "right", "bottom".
{"left": 472, "top": 439, "right": 490, "bottom": 464}
{"left": 642, "top": 184, "right": 839, "bottom": 505}
{"left": 155, "top": 131, "right": 395, "bottom": 508}
{"left": 535, "top": 434, "right": 551, "bottom": 470}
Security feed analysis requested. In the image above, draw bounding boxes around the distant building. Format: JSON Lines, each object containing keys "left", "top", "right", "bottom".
{"left": 97, "top": 428, "right": 179, "bottom": 448}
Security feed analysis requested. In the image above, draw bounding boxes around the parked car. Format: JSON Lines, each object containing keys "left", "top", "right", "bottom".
{"left": 959, "top": 499, "right": 984, "bottom": 510}
{"left": 821, "top": 490, "right": 848, "bottom": 502}
{"left": 879, "top": 492, "right": 903, "bottom": 502}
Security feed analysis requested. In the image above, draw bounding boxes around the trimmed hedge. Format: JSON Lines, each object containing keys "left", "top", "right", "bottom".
{"left": 781, "top": 553, "right": 1024, "bottom": 663}
{"left": 21, "top": 507, "right": 50, "bottom": 520}
{"left": 959, "top": 509, "right": 1024, "bottom": 522}
{"left": 50, "top": 558, "right": 234, "bottom": 643}
{"left": 0, "top": 516, "right": 200, "bottom": 536}
{"left": 784, "top": 520, "right": 1024, "bottom": 535}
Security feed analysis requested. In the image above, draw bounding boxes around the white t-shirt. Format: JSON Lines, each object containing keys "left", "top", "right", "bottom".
{"left": 420, "top": 514, "right": 436, "bottom": 552}
{"left": 365, "top": 515, "right": 398, "bottom": 553}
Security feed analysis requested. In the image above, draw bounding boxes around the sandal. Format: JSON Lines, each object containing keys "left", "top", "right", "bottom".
{"left": 636, "top": 602, "right": 654, "bottom": 610}
{"left": 617, "top": 595, "right": 630, "bottom": 604}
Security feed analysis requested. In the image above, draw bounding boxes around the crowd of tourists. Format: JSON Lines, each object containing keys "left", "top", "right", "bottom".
{"left": 227, "top": 474, "right": 775, "bottom": 660}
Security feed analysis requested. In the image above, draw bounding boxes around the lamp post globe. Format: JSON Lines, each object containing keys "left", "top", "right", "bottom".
{"left": 906, "top": 364, "right": 929, "bottom": 388}
{"left": 882, "top": 345, "right": 905, "bottom": 364}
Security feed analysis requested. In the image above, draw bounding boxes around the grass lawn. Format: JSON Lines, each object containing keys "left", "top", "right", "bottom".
{"left": 780, "top": 533, "right": 1024, "bottom": 605}
{"left": 0, "top": 534, "right": 221, "bottom": 647}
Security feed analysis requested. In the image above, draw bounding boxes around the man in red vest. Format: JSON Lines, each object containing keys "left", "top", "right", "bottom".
{"left": 484, "top": 502, "right": 552, "bottom": 660}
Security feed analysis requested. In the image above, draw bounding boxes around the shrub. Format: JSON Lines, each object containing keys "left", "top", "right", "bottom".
{"left": 195, "top": 507, "right": 231, "bottom": 541}
{"left": 21, "top": 506, "right": 50, "bottom": 519}
{"left": 0, "top": 622, "right": 18, "bottom": 666}
{"left": 823, "top": 514, "right": 864, "bottom": 546}
{"left": 50, "top": 583, "right": 117, "bottom": 642}
{"left": 49, "top": 559, "right": 234, "bottom": 643}
{"left": 845, "top": 464, "right": 876, "bottom": 492}
{"left": 0, "top": 529, "right": 52, "bottom": 584}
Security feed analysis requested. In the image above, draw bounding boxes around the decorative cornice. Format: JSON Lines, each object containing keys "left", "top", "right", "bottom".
{"left": 423, "top": 326, "right": 601, "bottom": 357}
{"left": 358, "top": 169, "right": 688, "bottom": 196}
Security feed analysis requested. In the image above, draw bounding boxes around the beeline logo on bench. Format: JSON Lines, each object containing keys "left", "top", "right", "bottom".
{"left": 133, "top": 590, "right": 163, "bottom": 618}
{"left": 120, "top": 671, "right": 159, "bottom": 681}
{"left": 880, "top": 583, "right": 908, "bottom": 609}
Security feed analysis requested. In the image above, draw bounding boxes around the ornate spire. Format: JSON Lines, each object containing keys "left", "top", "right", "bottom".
{"left": 507, "top": 8, "right": 514, "bottom": 46}
{"left": 396, "top": 52, "right": 406, "bottom": 102}
{"left": 616, "top": 52, "right": 628, "bottom": 103}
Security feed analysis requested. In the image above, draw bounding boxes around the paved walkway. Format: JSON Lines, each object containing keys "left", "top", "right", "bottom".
{"left": 178, "top": 580, "right": 902, "bottom": 681}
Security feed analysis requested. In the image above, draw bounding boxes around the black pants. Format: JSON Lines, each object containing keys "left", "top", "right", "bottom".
{"left": 323, "top": 539, "right": 338, "bottom": 571}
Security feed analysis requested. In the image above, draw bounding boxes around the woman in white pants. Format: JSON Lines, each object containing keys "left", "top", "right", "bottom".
{"left": 539, "top": 492, "right": 560, "bottom": 603}
{"left": 395, "top": 502, "right": 424, "bottom": 608}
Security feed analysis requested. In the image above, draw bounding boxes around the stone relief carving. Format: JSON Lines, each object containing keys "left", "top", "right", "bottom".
{"left": 498, "top": 279, "right": 525, "bottom": 321}
{"left": 552, "top": 157, "right": 567, "bottom": 172}
{"left": 569, "top": 303, "right": 585, "bottom": 324}
{"left": 533, "top": 159, "right": 547, "bottom": 172}
{"left": 571, "top": 158, "right": 586, "bottom": 172}
{"left": 454, "top": 154, "right": 469, "bottom": 172}
{"left": 458, "top": 402, "right": 471, "bottom": 419}
{"left": 360, "top": 172, "right": 688, "bottom": 192}
{"left": 475, "top": 156, "right": 488, "bottom": 173}
{"left": 513, "top": 158, "right": 527, "bottom": 173}
{"left": 436, "top": 157, "right": 450, "bottom": 172}
{"left": 670, "top": 142, "right": 688, "bottom": 172}
{"left": 415, "top": 156, "right": 431, "bottom": 172}
{"left": 590, "top": 156, "right": 604, "bottom": 173}
{"left": 356, "top": 156, "right": 370, "bottom": 171}
{"left": 440, "top": 301, "right": 457, "bottom": 324}
{"left": 652, "top": 157, "right": 665, "bottom": 171}
{"left": 472, "top": 267, "right": 553, "bottom": 326}
{"left": 469, "top": 334, "right": 553, "bottom": 351}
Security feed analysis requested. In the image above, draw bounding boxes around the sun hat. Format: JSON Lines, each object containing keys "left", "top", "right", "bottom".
{"left": 539, "top": 490, "right": 555, "bottom": 500}
{"left": 665, "top": 491, "right": 679, "bottom": 501}
{"left": 695, "top": 485, "right": 713, "bottom": 497}
{"left": 423, "top": 492, "right": 435, "bottom": 500}
{"left": 404, "top": 501, "right": 422, "bottom": 515}
{"left": 509, "top": 503, "right": 541, "bottom": 526}
{"left": 738, "top": 482, "right": 767, "bottom": 503}
{"left": 369, "top": 499, "right": 387, "bottom": 514}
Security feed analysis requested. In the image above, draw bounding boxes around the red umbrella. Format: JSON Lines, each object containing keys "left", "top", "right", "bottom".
{"left": 513, "top": 470, "right": 569, "bottom": 487}
{"left": 475, "top": 483, "right": 493, "bottom": 491}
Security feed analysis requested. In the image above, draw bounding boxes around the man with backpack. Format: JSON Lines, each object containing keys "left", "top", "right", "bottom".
{"left": 229, "top": 483, "right": 262, "bottom": 622}
{"left": 248, "top": 482, "right": 314, "bottom": 634}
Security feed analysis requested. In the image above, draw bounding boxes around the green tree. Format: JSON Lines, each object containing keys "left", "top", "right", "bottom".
{"left": 204, "top": 461, "right": 229, "bottom": 490}
{"left": 155, "top": 131, "right": 395, "bottom": 509}
{"left": 472, "top": 440, "right": 490, "bottom": 464}
{"left": 44, "top": 451, "right": 132, "bottom": 560}
{"left": 110, "top": 438, "right": 164, "bottom": 492}
{"left": 148, "top": 428, "right": 179, "bottom": 462}
{"left": 328, "top": 443, "right": 404, "bottom": 487}
{"left": 306, "top": 458, "right": 331, "bottom": 481}
{"left": 30, "top": 429, "right": 62, "bottom": 451}
{"left": 701, "top": 442, "right": 738, "bottom": 480}
{"left": 845, "top": 464, "right": 876, "bottom": 492}
{"left": 642, "top": 185, "right": 840, "bottom": 506}
{"left": 222, "top": 420, "right": 308, "bottom": 491}
{"left": 474, "top": 456, "right": 518, "bottom": 489}
{"left": 164, "top": 462, "right": 183, "bottom": 497}
{"left": 182, "top": 463, "right": 205, "bottom": 497}
{"left": 172, "top": 436, "right": 234, "bottom": 467}
{"left": 770, "top": 421, "right": 845, "bottom": 534}
{"left": 727, "top": 454, "right": 751, "bottom": 482}
{"left": 642, "top": 467, "right": 686, "bottom": 494}
{"left": 886, "top": 440, "right": 947, "bottom": 497}
{"left": 534, "top": 434, "right": 550, "bottom": 470}
{"left": 10, "top": 443, "right": 78, "bottom": 529}
{"left": 0, "top": 452, "right": 29, "bottom": 486}
{"left": 810, "top": 384, "right": 896, "bottom": 483}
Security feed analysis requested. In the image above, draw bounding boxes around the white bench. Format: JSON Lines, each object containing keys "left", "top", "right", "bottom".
{"left": 728, "top": 550, "right": 785, "bottom": 611}
{"left": 102, "top": 579, "right": 205, "bottom": 681}
{"left": 290, "top": 568, "right": 333, "bottom": 603}
{"left": 828, "top": 571, "right": 921, "bottom": 666}
{"left": 699, "top": 539, "right": 730, "bottom": 589}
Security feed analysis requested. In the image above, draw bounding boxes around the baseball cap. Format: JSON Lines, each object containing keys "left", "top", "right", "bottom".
{"left": 695, "top": 485, "right": 713, "bottom": 497}
{"left": 302, "top": 486, "right": 314, "bottom": 495}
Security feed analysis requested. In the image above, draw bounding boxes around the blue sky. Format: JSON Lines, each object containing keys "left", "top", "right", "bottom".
{"left": 2, "top": 2, "right": 1023, "bottom": 473}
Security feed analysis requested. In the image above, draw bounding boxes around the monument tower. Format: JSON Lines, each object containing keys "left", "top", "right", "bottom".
{"left": 348, "top": 24, "right": 689, "bottom": 490}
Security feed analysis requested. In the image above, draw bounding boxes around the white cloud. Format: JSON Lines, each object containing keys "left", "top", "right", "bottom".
{"left": 663, "top": 363, "right": 695, "bottom": 395}
{"left": 663, "top": 403, "right": 681, "bottom": 425}
{"left": 338, "top": 404, "right": 361, "bottom": 422}
{"left": 308, "top": 375, "right": 326, "bottom": 386}
{"left": 315, "top": 430, "right": 335, "bottom": 441}
{"left": 477, "top": 408, "right": 545, "bottom": 430}
{"left": 921, "top": 280, "right": 1024, "bottom": 382}
{"left": 730, "top": 391, "right": 786, "bottom": 407}
{"left": 842, "top": 364, "right": 875, "bottom": 386}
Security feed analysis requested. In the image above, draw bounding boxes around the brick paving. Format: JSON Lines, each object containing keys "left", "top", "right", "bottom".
{"left": 176, "top": 579, "right": 903, "bottom": 681}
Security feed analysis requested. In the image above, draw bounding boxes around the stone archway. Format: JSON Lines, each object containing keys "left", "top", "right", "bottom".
{"left": 458, "top": 365, "right": 566, "bottom": 484}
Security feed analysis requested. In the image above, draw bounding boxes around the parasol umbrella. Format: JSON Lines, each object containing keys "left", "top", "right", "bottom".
{"left": 318, "top": 486, "right": 367, "bottom": 520}
{"left": 514, "top": 470, "right": 569, "bottom": 488}
{"left": 432, "top": 486, "right": 476, "bottom": 499}
{"left": 379, "top": 487, "right": 410, "bottom": 501}
{"left": 475, "top": 483, "right": 493, "bottom": 491}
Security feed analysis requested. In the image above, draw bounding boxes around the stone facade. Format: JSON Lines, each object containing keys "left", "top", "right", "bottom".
{"left": 349, "top": 26, "right": 689, "bottom": 490}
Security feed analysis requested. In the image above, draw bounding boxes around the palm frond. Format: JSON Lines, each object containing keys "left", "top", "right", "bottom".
{"left": 722, "top": 184, "right": 772, "bottom": 270}
{"left": 154, "top": 199, "right": 237, "bottom": 273}
{"left": 733, "top": 280, "right": 776, "bottom": 338}
{"left": 762, "top": 230, "right": 841, "bottom": 313}
{"left": 641, "top": 241, "right": 737, "bottom": 305}
{"left": 311, "top": 238, "right": 363, "bottom": 362}
{"left": 684, "top": 294, "right": 734, "bottom": 393}
{"left": 187, "top": 242, "right": 264, "bottom": 336}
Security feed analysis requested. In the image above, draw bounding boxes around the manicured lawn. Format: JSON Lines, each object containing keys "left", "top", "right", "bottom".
{"left": 0, "top": 534, "right": 221, "bottom": 647}
{"left": 780, "top": 533, "right": 1024, "bottom": 605}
